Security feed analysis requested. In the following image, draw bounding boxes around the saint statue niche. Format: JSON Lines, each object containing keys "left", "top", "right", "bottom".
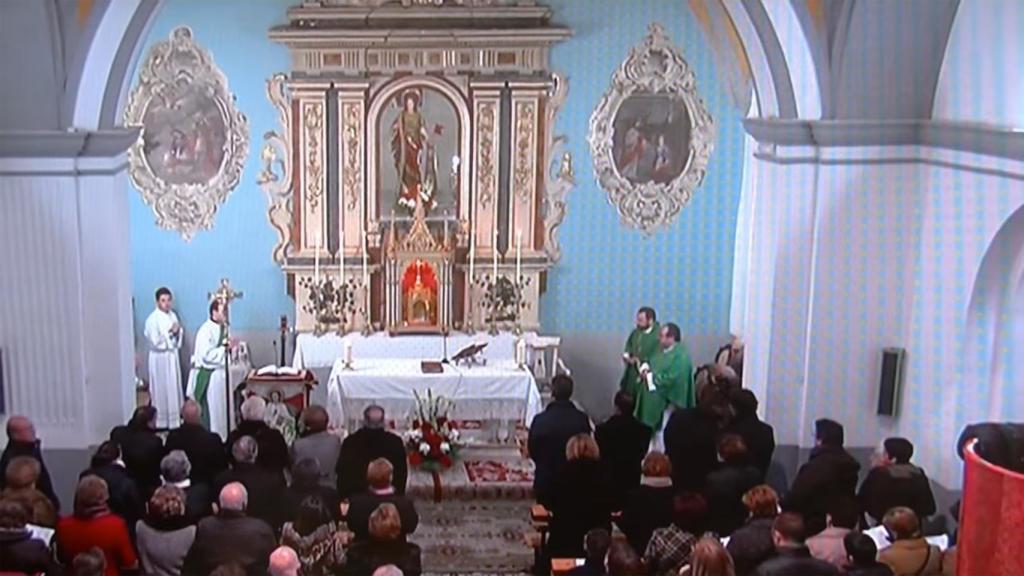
{"left": 392, "top": 89, "right": 438, "bottom": 212}
{"left": 379, "top": 86, "right": 459, "bottom": 217}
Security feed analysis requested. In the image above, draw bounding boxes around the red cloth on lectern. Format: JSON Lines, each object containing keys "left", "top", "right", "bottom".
{"left": 958, "top": 440, "right": 1024, "bottom": 575}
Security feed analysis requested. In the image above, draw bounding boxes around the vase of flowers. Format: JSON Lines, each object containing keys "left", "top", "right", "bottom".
{"left": 404, "top": 389, "right": 462, "bottom": 471}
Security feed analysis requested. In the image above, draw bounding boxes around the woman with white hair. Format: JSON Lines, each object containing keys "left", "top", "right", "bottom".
{"left": 224, "top": 395, "right": 290, "bottom": 476}
{"left": 160, "top": 450, "right": 211, "bottom": 524}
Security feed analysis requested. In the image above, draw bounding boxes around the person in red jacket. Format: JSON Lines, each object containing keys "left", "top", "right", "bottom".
{"left": 56, "top": 475, "right": 138, "bottom": 576}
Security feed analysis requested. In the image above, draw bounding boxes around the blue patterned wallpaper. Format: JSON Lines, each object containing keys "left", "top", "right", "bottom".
{"left": 128, "top": 0, "right": 746, "bottom": 340}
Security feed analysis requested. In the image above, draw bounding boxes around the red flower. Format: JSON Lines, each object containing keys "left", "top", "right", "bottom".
{"left": 437, "top": 416, "right": 448, "bottom": 427}
{"left": 409, "top": 451, "right": 423, "bottom": 466}
{"left": 440, "top": 454, "right": 453, "bottom": 468}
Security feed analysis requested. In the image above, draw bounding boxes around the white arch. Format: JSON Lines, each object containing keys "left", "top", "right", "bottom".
{"left": 366, "top": 75, "right": 472, "bottom": 222}
{"left": 760, "top": 0, "right": 821, "bottom": 119}
{"left": 722, "top": 0, "right": 778, "bottom": 118}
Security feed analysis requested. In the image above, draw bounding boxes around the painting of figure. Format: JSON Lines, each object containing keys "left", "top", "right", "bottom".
{"left": 141, "top": 87, "right": 227, "bottom": 186}
{"left": 379, "top": 86, "right": 459, "bottom": 216}
{"left": 612, "top": 92, "right": 691, "bottom": 184}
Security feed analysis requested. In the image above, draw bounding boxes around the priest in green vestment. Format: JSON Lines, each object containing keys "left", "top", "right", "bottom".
{"left": 635, "top": 322, "right": 694, "bottom": 433}
{"left": 618, "top": 307, "right": 660, "bottom": 397}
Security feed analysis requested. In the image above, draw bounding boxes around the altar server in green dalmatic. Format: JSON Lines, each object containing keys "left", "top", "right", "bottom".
{"left": 619, "top": 307, "right": 660, "bottom": 396}
{"left": 636, "top": 323, "right": 694, "bottom": 439}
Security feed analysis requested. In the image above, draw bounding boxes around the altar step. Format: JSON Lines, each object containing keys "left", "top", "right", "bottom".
{"left": 407, "top": 445, "right": 534, "bottom": 502}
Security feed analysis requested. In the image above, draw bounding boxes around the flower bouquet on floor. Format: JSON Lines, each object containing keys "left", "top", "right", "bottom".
{"left": 404, "top": 389, "right": 462, "bottom": 471}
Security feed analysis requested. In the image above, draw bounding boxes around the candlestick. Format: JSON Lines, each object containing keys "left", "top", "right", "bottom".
{"left": 515, "top": 229, "right": 522, "bottom": 282}
{"left": 343, "top": 340, "right": 353, "bottom": 368}
{"left": 314, "top": 232, "right": 321, "bottom": 285}
{"left": 492, "top": 227, "right": 498, "bottom": 278}
{"left": 468, "top": 227, "right": 476, "bottom": 285}
{"left": 443, "top": 211, "right": 449, "bottom": 246}
{"left": 362, "top": 232, "right": 370, "bottom": 328}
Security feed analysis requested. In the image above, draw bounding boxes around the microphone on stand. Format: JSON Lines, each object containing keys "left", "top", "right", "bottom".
{"left": 441, "top": 329, "right": 450, "bottom": 364}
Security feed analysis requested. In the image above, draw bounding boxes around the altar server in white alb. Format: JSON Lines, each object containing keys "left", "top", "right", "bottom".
{"left": 144, "top": 287, "right": 184, "bottom": 429}
{"left": 187, "top": 299, "right": 235, "bottom": 439}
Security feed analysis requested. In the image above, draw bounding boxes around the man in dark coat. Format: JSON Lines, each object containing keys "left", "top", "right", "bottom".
{"left": 754, "top": 512, "right": 839, "bottom": 576}
{"left": 336, "top": 405, "right": 409, "bottom": 499}
{"left": 345, "top": 458, "right": 419, "bottom": 542}
{"left": 0, "top": 499, "right": 65, "bottom": 575}
{"left": 782, "top": 419, "right": 861, "bottom": 536}
{"left": 726, "top": 389, "right": 776, "bottom": 479}
{"left": 164, "top": 400, "right": 228, "bottom": 484}
{"left": 110, "top": 406, "right": 164, "bottom": 497}
{"left": 182, "top": 482, "right": 277, "bottom": 576}
{"left": 225, "top": 395, "right": 290, "bottom": 477}
{"left": 0, "top": 416, "right": 60, "bottom": 512}
{"left": 213, "top": 436, "right": 286, "bottom": 531}
{"left": 857, "top": 437, "right": 936, "bottom": 524}
{"left": 594, "top": 391, "right": 652, "bottom": 510}
{"left": 527, "top": 374, "right": 592, "bottom": 507}
{"left": 664, "top": 382, "right": 730, "bottom": 491}
{"left": 705, "top": 434, "right": 761, "bottom": 536}
{"left": 80, "top": 441, "right": 144, "bottom": 535}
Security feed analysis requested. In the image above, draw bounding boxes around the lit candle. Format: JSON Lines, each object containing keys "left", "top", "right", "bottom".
{"left": 468, "top": 222, "right": 476, "bottom": 285}
{"left": 515, "top": 229, "right": 522, "bottom": 283}
{"left": 443, "top": 211, "right": 449, "bottom": 245}
{"left": 362, "top": 232, "right": 370, "bottom": 318}
{"left": 492, "top": 227, "right": 498, "bottom": 279}
{"left": 344, "top": 340, "right": 353, "bottom": 366}
{"left": 314, "top": 232, "right": 321, "bottom": 285}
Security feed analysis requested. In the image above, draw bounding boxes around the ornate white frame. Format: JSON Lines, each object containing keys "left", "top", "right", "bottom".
{"left": 124, "top": 27, "right": 250, "bottom": 241}
{"left": 588, "top": 23, "right": 714, "bottom": 235}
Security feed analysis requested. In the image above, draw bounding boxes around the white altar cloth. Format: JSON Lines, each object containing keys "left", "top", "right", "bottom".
{"left": 293, "top": 331, "right": 530, "bottom": 369}
{"left": 325, "top": 358, "right": 542, "bottom": 430}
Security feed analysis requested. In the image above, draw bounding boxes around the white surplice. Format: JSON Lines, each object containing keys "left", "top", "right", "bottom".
{"left": 186, "top": 319, "right": 228, "bottom": 439}
{"left": 144, "top": 308, "right": 184, "bottom": 428}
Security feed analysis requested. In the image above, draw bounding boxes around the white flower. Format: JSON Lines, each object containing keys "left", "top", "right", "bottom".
{"left": 441, "top": 442, "right": 451, "bottom": 454}
{"left": 419, "top": 442, "right": 430, "bottom": 455}
{"left": 411, "top": 429, "right": 423, "bottom": 440}
{"left": 450, "top": 429, "right": 460, "bottom": 440}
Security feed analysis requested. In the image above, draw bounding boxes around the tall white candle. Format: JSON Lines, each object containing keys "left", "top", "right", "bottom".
{"left": 492, "top": 227, "right": 499, "bottom": 278}
{"left": 515, "top": 229, "right": 522, "bottom": 282}
{"left": 314, "top": 232, "right": 321, "bottom": 285}
{"left": 344, "top": 340, "right": 353, "bottom": 366}
{"left": 339, "top": 238, "right": 345, "bottom": 289}
{"left": 362, "top": 232, "right": 370, "bottom": 319}
{"left": 468, "top": 225, "right": 476, "bottom": 285}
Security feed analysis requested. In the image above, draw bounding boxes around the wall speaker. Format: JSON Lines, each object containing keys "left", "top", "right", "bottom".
{"left": 877, "top": 347, "right": 905, "bottom": 416}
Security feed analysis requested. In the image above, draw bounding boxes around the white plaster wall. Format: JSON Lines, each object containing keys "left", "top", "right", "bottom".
{"left": 933, "top": 0, "right": 1024, "bottom": 126}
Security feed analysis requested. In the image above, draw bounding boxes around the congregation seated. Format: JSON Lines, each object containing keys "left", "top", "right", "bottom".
{"left": 110, "top": 405, "right": 165, "bottom": 497}
{"left": 345, "top": 503, "right": 423, "bottom": 576}
{"left": 284, "top": 457, "right": 342, "bottom": 526}
{"left": 680, "top": 536, "right": 735, "bottom": 576}
{"left": 268, "top": 546, "right": 302, "bottom": 576}
{"left": 565, "top": 527, "right": 611, "bottom": 576}
{"left": 213, "top": 436, "right": 287, "bottom": 531}
{"left": 843, "top": 532, "right": 894, "bottom": 576}
{"left": 752, "top": 512, "right": 838, "bottom": 576}
{"left": 665, "top": 382, "right": 732, "bottom": 492}
{"left": 617, "top": 452, "right": 674, "bottom": 555}
{"left": 877, "top": 507, "right": 943, "bottom": 576}
{"left": 347, "top": 458, "right": 419, "bottom": 542}
{"left": 781, "top": 419, "right": 860, "bottom": 535}
{"left": 336, "top": 405, "right": 409, "bottom": 499}
{"left": 73, "top": 547, "right": 109, "bottom": 576}
{"left": 643, "top": 492, "right": 713, "bottom": 575}
{"left": 164, "top": 400, "right": 228, "bottom": 485}
{"left": 806, "top": 497, "right": 860, "bottom": 570}
{"left": 726, "top": 485, "right": 779, "bottom": 576}
{"left": 136, "top": 485, "right": 196, "bottom": 576}
{"left": 607, "top": 539, "right": 644, "bottom": 576}
{"left": 858, "top": 438, "right": 937, "bottom": 525}
{"left": 724, "top": 390, "right": 775, "bottom": 480}
{"left": 280, "top": 494, "right": 347, "bottom": 575}
{"left": 704, "top": 434, "right": 761, "bottom": 536}
{"left": 81, "top": 441, "right": 144, "bottom": 538}
{"left": 2, "top": 455, "right": 57, "bottom": 527}
{"left": 0, "top": 498, "right": 64, "bottom": 575}
{"left": 56, "top": 475, "right": 138, "bottom": 576}
{"left": 183, "top": 482, "right": 277, "bottom": 576}
{"left": 227, "top": 396, "right": 291, "bottom": 476}
{"left": 292, "top": 405, "right": 342, "bottom": 489}
{"left": 1, "top": 416, "right": 61, "bottom": 512}
{"left": 161, "top": 449, "right": 212, "bottom": 524}
{"left": 547, "top": 434, "right": 613, "bottom": 558}
{"left": 528, "top": 375, "right": 592, "bottom": 507}
{"left": 594, "top": 391, "right": 652, "bottom": 511}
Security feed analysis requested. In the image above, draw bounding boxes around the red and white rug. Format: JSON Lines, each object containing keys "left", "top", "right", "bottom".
{"left": 464, "top": 459, "right": 534, "bottom": 484}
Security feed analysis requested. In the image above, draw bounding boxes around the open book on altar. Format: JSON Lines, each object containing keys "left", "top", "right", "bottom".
{"left": 256, "top": 364, "right": 301, "bottom": 377}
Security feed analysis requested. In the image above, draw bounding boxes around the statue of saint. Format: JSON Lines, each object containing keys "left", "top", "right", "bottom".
{"left": 391, "top": 89, "right": 439, "bottom": 213}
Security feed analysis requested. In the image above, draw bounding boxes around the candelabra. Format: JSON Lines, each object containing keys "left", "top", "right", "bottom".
{"left": 299, "top": 275, "right": 361, "bottom": 336}
{"left": 475, "top": 274, "right": 531, "bottom": 335}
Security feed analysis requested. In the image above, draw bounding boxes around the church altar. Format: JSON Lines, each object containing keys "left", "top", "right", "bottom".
{"left": 293, "top": 330, "right": 526, "bottom": 369}
{"left": 325, "top": 357, "right": 541, "bottom": 433}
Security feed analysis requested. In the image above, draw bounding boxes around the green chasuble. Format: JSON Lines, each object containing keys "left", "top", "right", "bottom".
{"left": 193, "top": 324, "right": 226, "bottom": 430}
{"left": 634, "top": 344, "right": 695, "bottom": 431}
{"left": 618, "top": 323, "right": 661, "bottom": 396}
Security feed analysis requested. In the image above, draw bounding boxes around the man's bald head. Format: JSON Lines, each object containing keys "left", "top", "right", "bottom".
{"left": 372, "top": 566, "right": 404, "bottom": 576}
{"left": 268, "top": 546, "right": 300, "bottom": 576}
{"left": 180, "top": 401, "right": 202, "bottom": 425}
{"left": 219, "top": 482, "right": 248, "bottom": 512}
{"left": 5, "top": 416, "right": 35, "bottom": 443}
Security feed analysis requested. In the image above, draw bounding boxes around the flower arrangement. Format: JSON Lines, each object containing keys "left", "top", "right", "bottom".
{"left": 404, "top": 389, "right": 462, "bottom": 471}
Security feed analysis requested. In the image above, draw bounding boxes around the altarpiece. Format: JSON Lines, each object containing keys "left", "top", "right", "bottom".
{"left": 259, "top": 0, "right": 574, "bottom": 334}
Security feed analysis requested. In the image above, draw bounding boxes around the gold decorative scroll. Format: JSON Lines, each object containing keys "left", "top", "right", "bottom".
{"left": 257, "top": 74, "right": 294, "bottom": 264}
{"left": 512, "top": 99, "right": 537, "bottom": 202}
{"left": 341, "top": 100, "right": 364, "bottom": 211}
{"left": 303, "top": 102, "right": 325, "bottom": 213}
{"left": 474, "top": 99, "right": 498, "bottom": 208}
